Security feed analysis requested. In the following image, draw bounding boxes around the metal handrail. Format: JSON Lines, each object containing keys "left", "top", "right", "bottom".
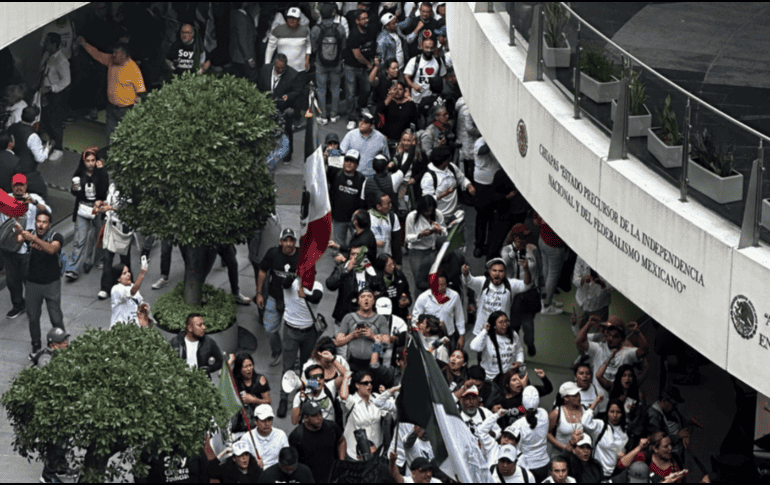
{"left": 559, "top": 2, "right": 770, "bottom": 144}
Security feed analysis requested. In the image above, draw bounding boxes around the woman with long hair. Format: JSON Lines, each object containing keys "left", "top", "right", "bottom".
{"left": 574, "top": 362, "right": 601, "bottom": 408}
{"left": 590, "top": 399, "right": 629, "bottom": 479}
{"left": 469, "top": 310, "right": 524, "bottom": 383}
{"left": 442, "top": 348, "right": 469, "bottom": 392}
{"left": 496, "top": 367, "right": 553, "bottom": 429}
{"left": 64, "top": 147, "right": 109, "bottom": 281}
{"left": 340, "top": 370, "right": 397, "bottom": 460}
{"left": 617, "top": 431, "right": 686, "bottom": 482}
{"left": 231, "top": 353, "right": 271, "bottom": 432}
{"left": 405, "top": 195, "right": 446, "bottom": 293}
{"left": 598, "top": 363, "right": 644, "bottom": 415}
{"left": 109, "top": 260, "right": 149, "bottom": 328}
{"left": 547, "top": 380, "right": 602, "bottom": 458}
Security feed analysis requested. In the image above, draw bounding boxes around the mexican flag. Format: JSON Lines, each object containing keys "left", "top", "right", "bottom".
{"left": 216, "top": 357, "right": 243, "bottom": 426}
{"left": 397, "top": 331, "right": 493, "bottom": 482}
{"left": 427, "top": 212, "right": 466, "bottom": 304}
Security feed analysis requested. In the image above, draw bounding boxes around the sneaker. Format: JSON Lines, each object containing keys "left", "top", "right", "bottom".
{"left": 64, "top": 271, "right": 78, "bottom": 281}
{"left": 540, "top": 305, "right": 564, "bottom": 316}
{"left": 6, "top": 307, "right": 25, "bottom": 319}
{"left": 234, "top": 293, "right": 251, "bottom": 305}
{"left": 152, "top": 277, "right": 169, "bottom": 290}
{"left": 330, "top": 115, "right": 339, "bottom": 124}
{"left": 553, "top": 301, "right": 564, "bottom": 308}
{"left": 282, "top": 154, "right": 292, "bottom": 165}
{"left": 317, "top": 117, "right": 328, "bottom": 126}
{"left": 473, "top": 246, "right": 484, "bottom": 258}
{"left": 49, "top": 149, "right": 64, "bottom": 162}
{"left": 95, "top": 260, "right": 104, "bottom": 269}
{"left": 270, "top": 354, "right": 282, "bottom": 367}
{"left": 276, "top": 398, "right": 288, "bottom": 418}
{"left": 83, "top": 263, "right": 92, "bottom": 274}
{"left": 97, "top": 291, "right": 109, "bottom": 300}
{"left": 346, "top": 120, "right": 356, "bottom": 130}
{"left": 28, "top": 344, "right": 41, "bottom": 361}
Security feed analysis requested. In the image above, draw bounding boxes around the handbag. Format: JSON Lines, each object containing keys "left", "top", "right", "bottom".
{"left": 304, "top": 297, "right": 328, "bottom": 334}
{"left": 77, "top": 202, "right": 96, "bottom": 220}
{"left": 103, "top": 212, "right": 134, "bottom": 255}
{"left": 520, "top": 287, "right": 542, "bottom": 314}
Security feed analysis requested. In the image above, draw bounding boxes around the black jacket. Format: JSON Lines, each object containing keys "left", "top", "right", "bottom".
{"left": 326, "top": 263, "right": 385, "bottom": 322}
{"left": 70, "top": 166, "right": 110, "bottom": 222}
{"left": 208, "top": 456, "right": 262, "bottom": 483}
{"left": 258, "top": 63, "right": 301, "bottom": 112}
{"left": 0, "top": 149, "right": 19, "bottom": 194}
{"left": 169, "top": 331, "right": 223, "bottom": 376}
{"left": 377, "top": 268, "right": 410, "bottom": 312}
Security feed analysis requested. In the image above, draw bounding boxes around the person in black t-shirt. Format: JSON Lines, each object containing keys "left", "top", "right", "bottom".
{"left": 328, "top": 148, "right": 366, "bottom": 248}
{"left": 232, "top": 353, "right": 271, "bottom": 433}
{"left": 258, "top": 447, "right": 315, "bottom": 483}
{"left": 165, "top": 22, "right": 210, "bottom": 75}
{"left": 19, "top": 212, "right": 66, "bottom": 357}
{"left": 257, "top": 228, "right": 299, "bottom": 367}
{"left": 289, "top": 401, "right": 346, "bottom": 482}
{"left": 207, "top": 440, "right": 262, "bottom": 483}
{"left": 343, "top": 10, "right": 380, "bottom": 128}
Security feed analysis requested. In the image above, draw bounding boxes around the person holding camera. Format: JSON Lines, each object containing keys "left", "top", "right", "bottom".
{"left": 418, "top": 104, "right": 453, "bottom": 161}
{"left": 334, "top": 287, "right": 391, "bottom": 373}
{"left": 571, "top": 256, "right": 613, "bottom": 331}
{"left": 339, "top": 370, "right": 398, "bottom": 461}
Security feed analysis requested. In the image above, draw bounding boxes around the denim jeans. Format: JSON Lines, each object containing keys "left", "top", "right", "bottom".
{"left": 316, "top": 64, "right": 343, "bottom": 119}
{"left": 280, "top": 324, "right": 319, "bottom": 400}
{"left": 26, "top": 279, "right": 65, "bottom": 350}
{"left": 66, "top": 214, "right": 99, "bottom": 274}
{"left": 264, "top": 296, "right": 284, "bottom": 358}
{"left": 343, "top": 64, "right": 371, "bottom": 120}
{"left": 333, "top": 220, "right": 355, "bottom": 248}
{"left": 538, "top": 238, "right": 568, "bottom": 307}
{"left": 106, "top": 104, "right": 129, "bottom": 141}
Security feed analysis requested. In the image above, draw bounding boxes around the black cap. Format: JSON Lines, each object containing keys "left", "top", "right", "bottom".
{"left": 325, "top": 132, "right": 340, "bottom": 145}
{"left": 410, "top": 457, "right": 435, "bottom": 471}
{"left": 278, "top": 447, "right": 299, "bottom": 466}
{"left": 47, "top": 327, "right": 70, "bottom": 344}
{"left": 359, "top": 110, "right": 375, "bottom": 124}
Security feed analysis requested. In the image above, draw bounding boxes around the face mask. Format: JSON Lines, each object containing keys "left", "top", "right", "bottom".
{"left": 423, "top": 52, "right": 434, "bottom": 60}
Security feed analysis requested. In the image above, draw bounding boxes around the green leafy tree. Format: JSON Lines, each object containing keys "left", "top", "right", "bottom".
{"left": 1, "top": 324, "right": 230, "bottom": 481}
{"left": 108, "top": 72, "right": 277, "bottom": 306}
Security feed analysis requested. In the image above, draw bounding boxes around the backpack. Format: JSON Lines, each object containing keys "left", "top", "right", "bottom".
{"left": 425, "top": 162, "right": 463, "bottom": 195}
{"left": 409, "top": 53, "right": 446, "bottom": 83}
{"left": 318, "top": 21, "right": 343, "bottom": 67}
{"left": 490, "top": 464, "right": 530, "bottom": 483}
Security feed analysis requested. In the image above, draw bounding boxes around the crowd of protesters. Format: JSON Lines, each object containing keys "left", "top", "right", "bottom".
{"left": 0, "top": 2, "right": 749, "bottom": 484}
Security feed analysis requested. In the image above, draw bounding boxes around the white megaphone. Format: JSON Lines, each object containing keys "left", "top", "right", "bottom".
{"left": 282, "top": 370, "right": 302, "bottom": 394}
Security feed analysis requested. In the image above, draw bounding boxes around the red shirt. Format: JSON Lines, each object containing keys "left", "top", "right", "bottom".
{"left": 617, "top": 452, "right": 682, "bottom": 482}
{"left": 539, "top": 222, "right": 564, "bottom": 248}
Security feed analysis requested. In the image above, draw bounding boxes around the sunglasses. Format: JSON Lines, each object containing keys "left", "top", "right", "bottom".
{"left": 309, "top": 374, "right": 324, "bottom": 380}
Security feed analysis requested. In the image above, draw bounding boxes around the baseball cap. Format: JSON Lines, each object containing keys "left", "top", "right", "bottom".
{"left": 380, "top": 12, "right": 396, "bottom": 26}
{"left": 559, "top": 381, "right": 581, "bottom": 397}
{"left": 409, "top": 457, "right": 434, "bottom": 472}
{"left": 359, "top": 110, "right": 375, "bottom": 124}
{"left": 375, "top": 297, "right": 393, "bottom": 315}
{"left": 301, "top": 400, "right": 322, "bottom": 416}
{"left": 462, "top": 385, "right": 479, "bottom": 397}
{"left": 344, "top": 149, "right": 361, "bottom": 162}
{"left": 661, "top": 385, "right": 685, "bottom": 404}
{"left": 628, "top": 462, "right": 651, "bottom": 483}
{"left": 485, "top": 257, "right": 506, "bottom": 270}
{"left": 498, "top": 444, "right": 518, "bottom": 463}
{"left": 278, "top": 447, "right": 299, "bottom": 466}
{"left": 325, "top": 132, "right": 340, "bottom": 145}
{"left": 232, "top": 440, "right": 250, "bottom": 456}
{"left": 12, "top": 173, "right": 26, "bottom": 185}
{"left": 47, "top": 327, "right": 70, "bottom": 344}
{"left": 502, "top": 425, "right": 520, "bottom": 441}
{"left": 522, "top": 386, "right": 540, "bottom": 410}
{"left": 575, "top": 433, "right": 593, "bottom": 448}
{"left": 286, "top": 7, "right": 301, "bottom": 18}
{"left": 254, "top": 404, "right": 275, "bottom": 420}
{"left": 280, "top": 228, "right": 297, "bottom": 241}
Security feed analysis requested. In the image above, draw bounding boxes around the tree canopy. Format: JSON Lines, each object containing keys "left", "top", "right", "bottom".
{"left": 1, "top": 324, "right": 229, "bottom": 481}
{"left": 107, "top": 72, "right": 278, "bottom": 247}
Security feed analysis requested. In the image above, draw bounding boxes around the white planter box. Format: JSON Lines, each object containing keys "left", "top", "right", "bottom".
{"left": 762, "top": 199, "right": 770, "bottom": 229}
{"left": 611, "top": 100, "right": 651, "bottom": 138}
{"left": 156, "top": 320, "right": 239, "bottom": 356}
{"left": 580, "top": 73, "right": 620, "bottom": 104}
{"left": 543, "top": 38, "right": 571, "bottom": 68}
{"left": 647, "top": 128, "right": 683, "bottom": 168}
{"left": 688, "top": 159, "right": 744, "bottom": 204}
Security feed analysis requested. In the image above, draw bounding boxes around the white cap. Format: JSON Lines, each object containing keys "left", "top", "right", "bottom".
{"left": 345, "top": 149, "right": 361, "bottom": 161}
{"left": 232, "top": 440, "right": 250, "bottom": 456}
{"left": 559, "top": 381, "right": 581, "bottom": 397}
{"left": 522, "top": 386, "right": 540, "bottom": 410}
{"left": 254, "top": 404, "right": 275, "bottom": 420}
{"left": 380, "top": 12, "right": 397, "bottom": 26}
{"left": 462, "top": 385, "right": 479, "bottom": 397}
{"left": 502, "top": 425, "right": 520, "bottom": 440}
{"left": 287, "top": 7, "right": 301, "bottom": 18}
{"left": 575, "top": 433, "right": 593, "bottom": 448}
{"left": 498, "top": 444, "right": 518, "bottom": 463}
{"left": 376, "top": 297, "right": 393, "bottom": 315}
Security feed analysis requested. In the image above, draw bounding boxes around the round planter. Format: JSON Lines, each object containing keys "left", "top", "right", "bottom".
{"left": 647, "top": 128, "right": 683, "bottom": 168}
{"left": 579, "top": 73, "right": 620, "bottom": 104}
{"left": 687, "top": 159, "right": 744, "bottom": 204}
{"left": 543, "top": 37, "right": 571, "bottom": 68}
{"left": 611, "top": 100, "right": 651, "bottom": 137}
{"left": 155, "top": 320, "right": 240, "bottom": 357}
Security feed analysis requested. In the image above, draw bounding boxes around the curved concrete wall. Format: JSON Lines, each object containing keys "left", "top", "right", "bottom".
{"left": 448, "top": 3, "right": 770, "bottom": 396}
{"left": 1, "top": 3, "right": 87, "bottom": 51}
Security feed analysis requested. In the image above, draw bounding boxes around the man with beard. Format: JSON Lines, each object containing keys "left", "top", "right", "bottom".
{"left": 328, "top": 148, "right": 366, "bottom": 248}
{"left": 404, "top": 37, "right": 446, "bottom": 105}
{"left": 289, "top": 401, "right": 346, "bottom": 482}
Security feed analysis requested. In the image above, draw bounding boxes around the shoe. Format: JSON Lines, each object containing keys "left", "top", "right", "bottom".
{"left": 234, "top": 293, "right": 251, "bottom": 305}
{"left": 64, "top": 271, "right": 78, "bottom": 281}
{"left": 97, "top": 291, "right": 109, "bottom": 300}
{"left": 152, "top": 277, "right": 169, "bottom": 290}
{"left": 83, "top": 263, "right": 92, "bottom": 274}
{"left": 346, "top": 120, "right": 356, "bottom": 130}
{"left": 95, "top": 260, "right": 104, "bottom": 269}
{"left": 276, "top": 398, "right": 288, "bottom": 418}
{"left": 270, "top": 354, "right": 282, "bottom": 367}
{"left": 28, "top": 344, "right": 41, "bottom": 361}
{"left": 540, "top": 305, "right": 564, "bottom": 316}
{"left": 553, "top": 301, "right": 563, "bottom": 308}
{"left": 317, "top": 117, "right": 328, "bottom": 126}
{"left": 6, "top": 307, "right": 25, "bottom": 319}
{"left": 473, "top": 247, "right": 483, "bottom": 258}
{"left": 49, "top": 149, "right": 63, "bottom": 162}
{"left": 330, "top": 115, "right": 339, "bottom": 124}
{"left": 282, "top": 154, "right": 292, "bottom": 165}
{"left": 527, "top": 345, "right": 537, "bottom": 357}
{"left": 141, "top": 249, "right": 151, "bottom": 259}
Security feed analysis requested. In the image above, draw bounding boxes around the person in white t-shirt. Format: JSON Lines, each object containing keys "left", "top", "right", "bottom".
{"left": 470, "top": 310, "right": 525, "bottom": 383}
{"left": 109, "top": 256, "right": 148, "bottom": 328}
{"left": 462, "top": 258, "right": 530, "bottom": 337}
{"left": 471, "top": 137, "right": 501, "bottom": 258}
{"left": 389, "top": 455, "right": 442, "bottom": 483}
{"left": 404, "top": 37, "right": 446, "bottom": 104}
{"left": 240, "top": 404, "right": 289, "bottom": 470}
{"left": 368, "top": 194, "right": 401, "bottom": 258}
{"left": 491, "top": 444, "right": 535, "bottom": 483}
{"left": 290, "top": 363, "right": 339, "bottom": 426}
{"left": 541, "top": 456, "right": 577, "bottom": 483}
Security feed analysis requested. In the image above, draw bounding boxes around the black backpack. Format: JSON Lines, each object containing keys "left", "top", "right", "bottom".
{"left": 318, "top": 21, "right": 343, "bottom": 67}
{"left": 425, "top": 162, "right": 463, "bottom": 195}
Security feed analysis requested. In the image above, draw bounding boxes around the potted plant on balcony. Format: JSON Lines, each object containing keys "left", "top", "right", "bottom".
{"left": 688, "top": 129, "right": 743, "bottom": 204}
{"left": 611, "top": 68, "right": 651, "bottom": 137}
{"left": 579, "top": 48, "right": 620, "bottom": 103}
{"left": 647, "top": 95, "right": 683, "bottom": 168}
{"left": 543, "top": 2, "right": 571, "bottom": 68}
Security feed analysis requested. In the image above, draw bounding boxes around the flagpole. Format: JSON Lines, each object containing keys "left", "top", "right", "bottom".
{"left": 225, "top": 356, "right": 262, "bottom": 462}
